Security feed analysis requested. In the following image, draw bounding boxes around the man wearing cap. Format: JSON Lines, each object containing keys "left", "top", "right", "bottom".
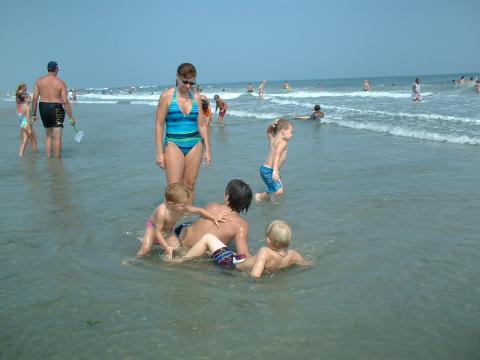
{"left": 32, "top": 61, "right": 77, "bottom": 158}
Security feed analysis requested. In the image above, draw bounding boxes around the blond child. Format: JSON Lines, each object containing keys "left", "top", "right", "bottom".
{"left": 137, "top": 183, "right": 226, "bottom": 259}
{"left": 15, "top": 83, "right": 38, "bottom": 157}
{"left": 255, "top": 118, "right": 294, "bottom": 202}
{"left": 214, "top": 94, "right": 228, "bottom": 125}
{"left": 181, "top": 220, "right": 308, "bottom": 278}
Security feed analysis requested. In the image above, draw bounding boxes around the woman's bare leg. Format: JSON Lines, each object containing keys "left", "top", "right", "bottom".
{"left": 182, "top": 142, "right": 203, "bottom": 205}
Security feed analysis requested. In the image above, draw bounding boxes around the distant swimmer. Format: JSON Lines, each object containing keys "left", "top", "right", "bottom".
{"left": 246, "top": 82, "right": 254, "bottom": 93}
{"left": 294, "top": 105, "right": 324, "bottom": 120}
{"left": 476, "top": 80, "right": 480, "bottom": 93}
{"left": 32, "top": 61, "right": 78, "bottom": 159}
{"left": 283, "top": 81, "right": 292, "bottom": 92}
{"left": 363, "top": 80, "right": 371, "bottom": 91}
{"left": 412, "top": 77, "right": 422, "bottom": 102}
{"left": 457, "top": 75, "right": 465, "bottom": 86}
{"left": 214, "top": 94, "right": 228, "bottom": 125}
{"left": 258, "top": 80, "right": 266, "bottom": 100}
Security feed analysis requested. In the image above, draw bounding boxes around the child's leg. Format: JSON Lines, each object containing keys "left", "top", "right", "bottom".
{"left": 18, "top": 130, "right": 29, "bottom": 157}
{"left": 183, "top": 233, "right": 226, "bottom": 259}
{"left": 254, "top": 192, "right": 271, "bottom": 201}
{"left": 137, "top": 227, "right": 156, "bottom": 256}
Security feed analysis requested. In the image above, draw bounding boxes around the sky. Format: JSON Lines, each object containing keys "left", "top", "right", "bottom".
{"left": 1, "top": 0, "right": 478, "bottom": 90}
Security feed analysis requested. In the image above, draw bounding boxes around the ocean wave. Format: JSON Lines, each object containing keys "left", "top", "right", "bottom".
{"left": 76, "top": 100, "right": 119, "bottom": 104}
{"left": 323, "top": 105, "right": 480, "bottom": 125}
{"left": 79, "top": 93, "right": 159, "bottom": 101}
{"left": 229, "top": 110, "right": 281, "bottom": 119}
{"left": 201, "top": 92, "right": 244, "bottom": 100}
{"left": 323, "top": 117, "right": 480, "bottom": 145}
{"left": 131, "top": 101, "right": 158, "bottom": 106}
{"left": 267, "top": 91, "right": 432, "bottom": 99}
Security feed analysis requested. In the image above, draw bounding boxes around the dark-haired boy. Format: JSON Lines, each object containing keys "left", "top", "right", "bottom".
{"left": 178, "top": 179, "right": 253, "bottom": 257}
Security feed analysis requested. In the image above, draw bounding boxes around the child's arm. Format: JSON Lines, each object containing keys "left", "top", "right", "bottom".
{"left": 249, "top": 247, "right": 270, "bottom": 278}
{"left": 267, "top": 119, "right": 279, "bottom": 142}
{"left": 272, "top": 141, "right": 287, "bottom": 181}
{"left": 234, "top": 222, "right": 250, "bottom": 257}
{"left": 185, "top": 205, "right": 227, "bottom": 227}
{"left": 290, "top": 250, "right": 311, "bottom": 266}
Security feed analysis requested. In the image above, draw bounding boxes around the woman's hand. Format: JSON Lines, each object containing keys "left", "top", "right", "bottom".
{"left": 156, "top": 152, "right": 165, "bottom": 169}
{"left": 202, "top": 149, "right": 211, "bottom": 167}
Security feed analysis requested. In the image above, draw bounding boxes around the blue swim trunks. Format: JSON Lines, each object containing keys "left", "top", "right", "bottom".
{"left": 260, "top": 165, "right": 282, "bottom": 194}
{"left": 212, "top": 247, "right": 246, "bottom": 268}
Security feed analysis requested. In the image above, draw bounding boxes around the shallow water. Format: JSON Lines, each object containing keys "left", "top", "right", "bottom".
{"left": 1, "top": 75, "right": 480, "bottom": 359}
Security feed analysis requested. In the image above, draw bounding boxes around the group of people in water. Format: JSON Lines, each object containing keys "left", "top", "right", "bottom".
{"left": 14, "top": 62, "right": 479, "bottom": 277}
{"left": 147, "top": 63, "right": 309, "bottom": 277}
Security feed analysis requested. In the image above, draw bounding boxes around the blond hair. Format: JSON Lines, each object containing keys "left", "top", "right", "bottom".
{"left": 165, "top": 183, "right": 189, "bottom": 203}
{"left": 266, "top": 220, "right": 291, "bottom": 250}
{"left": 273, "top": 118, "right": 292, "bottom": 135}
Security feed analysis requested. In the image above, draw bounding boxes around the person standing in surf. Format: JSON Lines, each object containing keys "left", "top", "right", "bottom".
{"left": 15, "top": 83, "right": 38, "bottom": 156}
{"left": 155, "top": 63, "right": 211, "bottom": 205}
{"left": 31, "top": 61, "right": 78, "bottom": 159}
{"left": 412, "top": 77, "right": 422, "bottom": 102}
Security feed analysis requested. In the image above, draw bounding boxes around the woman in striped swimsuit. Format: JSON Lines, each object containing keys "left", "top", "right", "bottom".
{"left": 155, "top": 63, "right": 211, "bottom": 205}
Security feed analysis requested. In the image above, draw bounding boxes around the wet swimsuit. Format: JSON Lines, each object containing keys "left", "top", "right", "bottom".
{"left": 144, "top": 217, "right": 173, "bottom": 246}
{"left": 39, "top": 102, "right": 65, "bottom": 128}
{"left": 17, "top": 114, "right": 28, "bottom": 129}
{"left": 165, "top": 89, "right": 201, "bottom": 155}
{"left": 212, "top": 247, "right": 246, "bottom": 268}
{"left": 260, "top": 165, "right": 283, "bottom": 193}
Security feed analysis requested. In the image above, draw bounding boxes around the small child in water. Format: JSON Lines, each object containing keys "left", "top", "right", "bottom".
{"left": 255, "top": 118, "right": 294, "bottom": 202}
{"left": 137, "top": 183, "right": 226, "bottom": 259}
{"left": 180, "top": 220, "right": 308, "bottom": 278}
{"left": 214, "top": 94, "right": 228, "bottom": 125}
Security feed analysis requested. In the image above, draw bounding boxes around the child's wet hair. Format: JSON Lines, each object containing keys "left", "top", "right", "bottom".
{"left": 225, "top": 179, "right": 252, "bottom": 213}
{"left": 266, "top": 220, "right": 291, "bottom": 250}
{"left": 165, "top": 183, "right": 189, "bottom": 203}
{"left": 314, "top": 105, "right": 320, "bottom": 111}
{"left": 273, "top": 118, "right": 292, "bottom": 134}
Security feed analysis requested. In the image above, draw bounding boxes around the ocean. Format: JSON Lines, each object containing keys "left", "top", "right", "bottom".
{"left": 1, "top": 74, "right": 479, "bottom": 359}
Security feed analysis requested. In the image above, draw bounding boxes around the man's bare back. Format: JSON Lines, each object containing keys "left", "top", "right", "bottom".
{"left": 180, "top": 202, "right": 250, "bottom": 256}
{"left": 35, "top": 74, "right": 67, "bottom": 103}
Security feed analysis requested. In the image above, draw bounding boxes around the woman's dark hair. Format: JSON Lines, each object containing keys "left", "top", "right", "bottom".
{"left": 225, "top": 179, "right": 252, "bottom": 214}
{"left": 314, "top": 105, "right": 321, "bottom": 111}
{"left": 177, "top": 63, "right": 197, "bottom": 78}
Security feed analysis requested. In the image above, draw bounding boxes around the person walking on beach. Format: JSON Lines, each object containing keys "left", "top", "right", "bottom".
{"left": 214, "top": 94, "right": 228, "bottom": 125}
{"left": 177, "top": 179, "right": 253, "bottom": 257}
{"left": 255, "top": 119, "right": 294, "bottom": 202}
{"left": 258, "top": 80, "right": 266, "bottom": 100}
{"left": 31, "top": 61, "right": 77, "bottom": 159}
{"left": 155, "top": 63, "right": 211, "bottom": 205}
{"left": 412, "top": 77, "right": 422, "bottom": 102}
{"left": 15, "top": 83, "right": 38, "bottom": 156}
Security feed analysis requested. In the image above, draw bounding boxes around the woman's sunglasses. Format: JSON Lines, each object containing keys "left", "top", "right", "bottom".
{"left": 181, "top": 79, "right": 196, "bottom": 86}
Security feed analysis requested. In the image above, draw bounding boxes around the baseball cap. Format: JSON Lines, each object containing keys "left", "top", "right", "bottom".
{"left": 47, "top": 61, "right": 59, "bottom": 70}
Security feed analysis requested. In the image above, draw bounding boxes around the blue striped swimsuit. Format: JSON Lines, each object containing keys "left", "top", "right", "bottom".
{"left": 165, "top": 89, "right": 201, "bottom": 155}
